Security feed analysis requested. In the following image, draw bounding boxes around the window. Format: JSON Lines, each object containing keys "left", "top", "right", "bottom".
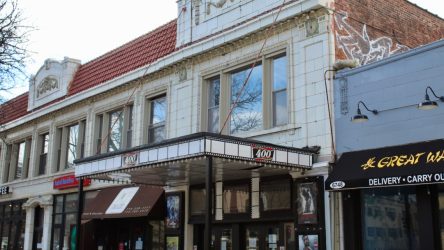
{"left": 223, "top": 183, "right": 249, "bottom": 214}
{"left": 94, "top": 105, "right": 133, "bottom": 154}
{"left": 16, "top": 142, "right": 26, "bottom": 179}
{"left": 190, "top": 188, "right": 207, "bottom": 216}
{"left": 260, "top": 179, "right": 291, "bottom": 212}
{"left": 95, "top": 115, "right": 103, "bottom": 155}
{"left": 361, "top": 187, "right": 419, "bottom": 250}
{"left": 230, "top": 64, "right": 263, "bottom": 134}
{"left": 55, "top": 120, "right": 86, "bottom": 170}
{"left": 207, "top": 77, "right": 220, "bottom": 133}
{"left": 38, "top": 133, "right": 49, "bottom": 176}
{"left": 67, "top": 124, "right": 79, "bottom": 167}
{"left": 204, "top": 52, "right": 288, "bottom": 134}
{"left": 7, "top": 139, "right": 31, "bottom": 181}
{"left": 272, "top": 55, "right": 288, "bottom": 126}
{"left": 108, "top": 110, "right": 123, "bottom": 152}
{"left": 0, "top": 200, "right": 26, "bottom": 250}
{"left": 148, "top": 96, "right": 166, "bottom": 144}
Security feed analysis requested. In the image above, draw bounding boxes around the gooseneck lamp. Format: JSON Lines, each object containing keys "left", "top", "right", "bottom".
{"left": 351, "top": 101, "right": 378, "bottom": 123}
{"left": 418, "top": 86, "right": 444, "bottom": 110}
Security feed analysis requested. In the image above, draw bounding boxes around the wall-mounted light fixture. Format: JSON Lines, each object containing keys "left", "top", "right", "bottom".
{"left": 351, "top": 101, "right": 378, "bottom": 123}
{"left": 418, "top": 86, "right": 444, "bottom": 110}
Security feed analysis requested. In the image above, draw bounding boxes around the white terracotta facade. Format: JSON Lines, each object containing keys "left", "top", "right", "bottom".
{"left": 0, "top": 0, "right": 341, "bottom": 249}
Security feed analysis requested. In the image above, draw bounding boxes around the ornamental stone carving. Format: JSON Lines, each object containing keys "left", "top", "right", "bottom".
{"left": 206, "top": 0, "right": 235, "bottom": 15}
{"left": 193, "top": 0, "right": 201, "bottom": 25}
{"left": 37, "top": 76, "right": 59, "bottom": 98}
{"left": 23, "top": 195, "right": 53, "bottom": 209}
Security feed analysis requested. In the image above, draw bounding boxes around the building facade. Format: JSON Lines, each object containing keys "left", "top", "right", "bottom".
{"left": 329, "top": 39, "right": 444, "bottom": 249}
{"left": 0, "top": 0, "right": 442, "bottom": 249}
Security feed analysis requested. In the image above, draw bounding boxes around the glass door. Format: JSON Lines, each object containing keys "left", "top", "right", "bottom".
{"left": 438, "top": 185, "right": 444, "bottom": 249}
{"left": 246, "top": 227, "right": 260, "bottom": 250}
{"left": 210, "top": 226, "right": 232, "bottom": 250}
{"left": 245, "top": 224, "right": 285, "bottom": 250}
{"left": 264, "top": 226, "right": 279, "bottom": 250}
{"left": 220, "top": 229, "right": 232, "bottom": 250}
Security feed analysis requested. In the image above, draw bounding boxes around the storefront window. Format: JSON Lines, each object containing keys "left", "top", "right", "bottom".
{"left": 223, "top": 184, "right": 249, "bottom": 214}
{"left": 438, "top": 185, "right": 444, "bottom": 249}
{"left": 221, "top": 229, "right": 232, "bottom": 250}
{"left": 190, "top": 188, "right": 206, "bottom": 216}
{"left": 0, "top": 200, "right": 25, "bottom": 250}
{"left": 260, "top": 179, "right": 291, "bottom": 211}
{"left": 51, "top": 193, "right": 78, "bottom": 250}
{"left": 362, "top": 188, "right": 419, "bottom": 250}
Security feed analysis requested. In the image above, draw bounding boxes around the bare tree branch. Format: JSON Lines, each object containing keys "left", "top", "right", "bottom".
{"left": 0, "top": 0, "right": 32, "bottom": 103}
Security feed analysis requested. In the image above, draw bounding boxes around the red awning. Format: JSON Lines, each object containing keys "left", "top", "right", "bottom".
{"left": 82, "top": 185, "right": 164, "bottom": 219}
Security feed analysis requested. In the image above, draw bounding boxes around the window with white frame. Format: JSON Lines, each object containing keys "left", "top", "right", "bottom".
{"left": 203, "top": 52, "right": 288, "bottom": 134}
{"left": 55, "top": 120, "right": 86, "bottom": 170}
{"left": 15, "top": 142, "right": 26, "bottom": 179}
{"left": 148, "top": 95, "right": 166, "bottom": 144}
{"left": 230, "top": 64, "right": 263, "bottom": 134}
{"left": 38, "top": 133, "right": 49, "bottom": 176}
{"left": 207, "top": 77, "right": 220, "bottom": 133}
{"left": 271, "top": 55, "right": 288, "bottom": 126}
{"left": 7, "top": 138, "right": 31, "bottom": 181}
{"left": 94, "top": 105, "right": 133, "bottom": 154}
{"left": 108, "top": 110, "right": 123, "bottom": 152}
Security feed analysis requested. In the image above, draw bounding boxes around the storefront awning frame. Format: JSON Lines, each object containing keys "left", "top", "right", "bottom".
{"left": 326, "top": 139, "right": 444, "bottom": 191}
{"left": 74, "top": 132, "right": 316, "bottom": 184}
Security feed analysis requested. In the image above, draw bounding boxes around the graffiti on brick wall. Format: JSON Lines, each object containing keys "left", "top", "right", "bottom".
{"left": 335, "top": 12, "right": 409, "bottom": 65}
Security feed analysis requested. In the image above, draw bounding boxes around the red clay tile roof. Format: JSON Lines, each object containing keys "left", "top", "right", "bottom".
{"left": 0, "top": 20, "right": 177, "bottom": 126}
{"left": 0, "top": 92, "right": 30, "bottom": 125}
{"left": 68, "top": 19, "right": 177, "bottom": 96}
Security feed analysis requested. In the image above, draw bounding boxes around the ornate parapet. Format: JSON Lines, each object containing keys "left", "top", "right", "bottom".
{"left": 28, "top": 57, "right": 80, "bottom": 111}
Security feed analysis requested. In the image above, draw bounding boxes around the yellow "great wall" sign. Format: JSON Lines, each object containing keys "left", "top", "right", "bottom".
{"left": 361, "top": 150, "right": 444, "bottom": 170}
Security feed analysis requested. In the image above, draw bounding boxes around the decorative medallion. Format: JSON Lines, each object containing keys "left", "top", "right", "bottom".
{"left": 305, "top": 18, "right": 319, "bottom": 37}
{"left": 37, "top": 76, "right": 59, "bottom": 98}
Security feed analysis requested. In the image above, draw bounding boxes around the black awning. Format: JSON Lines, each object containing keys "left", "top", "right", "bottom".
{"left": 326, "top": 139, "right": 444, "bottom": 191}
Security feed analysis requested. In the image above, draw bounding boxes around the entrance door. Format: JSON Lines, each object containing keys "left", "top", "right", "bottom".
{"left": 32, "top": 206, "right": 44, "bottom": 250}
{"left": 244, "top": 224, "right": 284, "bottom": 250}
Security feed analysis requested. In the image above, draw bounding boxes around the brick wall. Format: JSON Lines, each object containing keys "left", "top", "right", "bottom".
{"left": 334, "top": 0, "right": 444, "bottom": 65}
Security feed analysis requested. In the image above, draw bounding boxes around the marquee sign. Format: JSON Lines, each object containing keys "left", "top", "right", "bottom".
{"left": 326, "top": 139, "right": 444, "bottom": 190}
{"left": 75, "top": 133, "right": 314, "bottom": 178}
{"left": 252, "top": 146, "right": 274, "bottom": 161}
{"left": 122, "top": 152, "right": 138, "bottom": 168}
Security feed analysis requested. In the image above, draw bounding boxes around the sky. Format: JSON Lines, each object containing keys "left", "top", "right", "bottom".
{"left": 3, "top": 0, "right": 444, "bottom": 100}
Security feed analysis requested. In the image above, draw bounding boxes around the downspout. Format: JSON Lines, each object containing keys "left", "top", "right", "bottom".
{"left": 325, "top": 6, "right": 344, "bottom": 250}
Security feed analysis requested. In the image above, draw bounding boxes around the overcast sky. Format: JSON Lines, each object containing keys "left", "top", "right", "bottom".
{"left": 4, "top": 0, "right": 444, "bottom": 100}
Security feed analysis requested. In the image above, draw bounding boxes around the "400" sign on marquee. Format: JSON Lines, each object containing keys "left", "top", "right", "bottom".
{"left": 252, "top": 146, "right": 274, "bottom": 161}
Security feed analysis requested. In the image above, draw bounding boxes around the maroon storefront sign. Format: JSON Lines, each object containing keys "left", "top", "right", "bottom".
{"left": 53, "top": 174, "right": 91, "bottom": 190}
